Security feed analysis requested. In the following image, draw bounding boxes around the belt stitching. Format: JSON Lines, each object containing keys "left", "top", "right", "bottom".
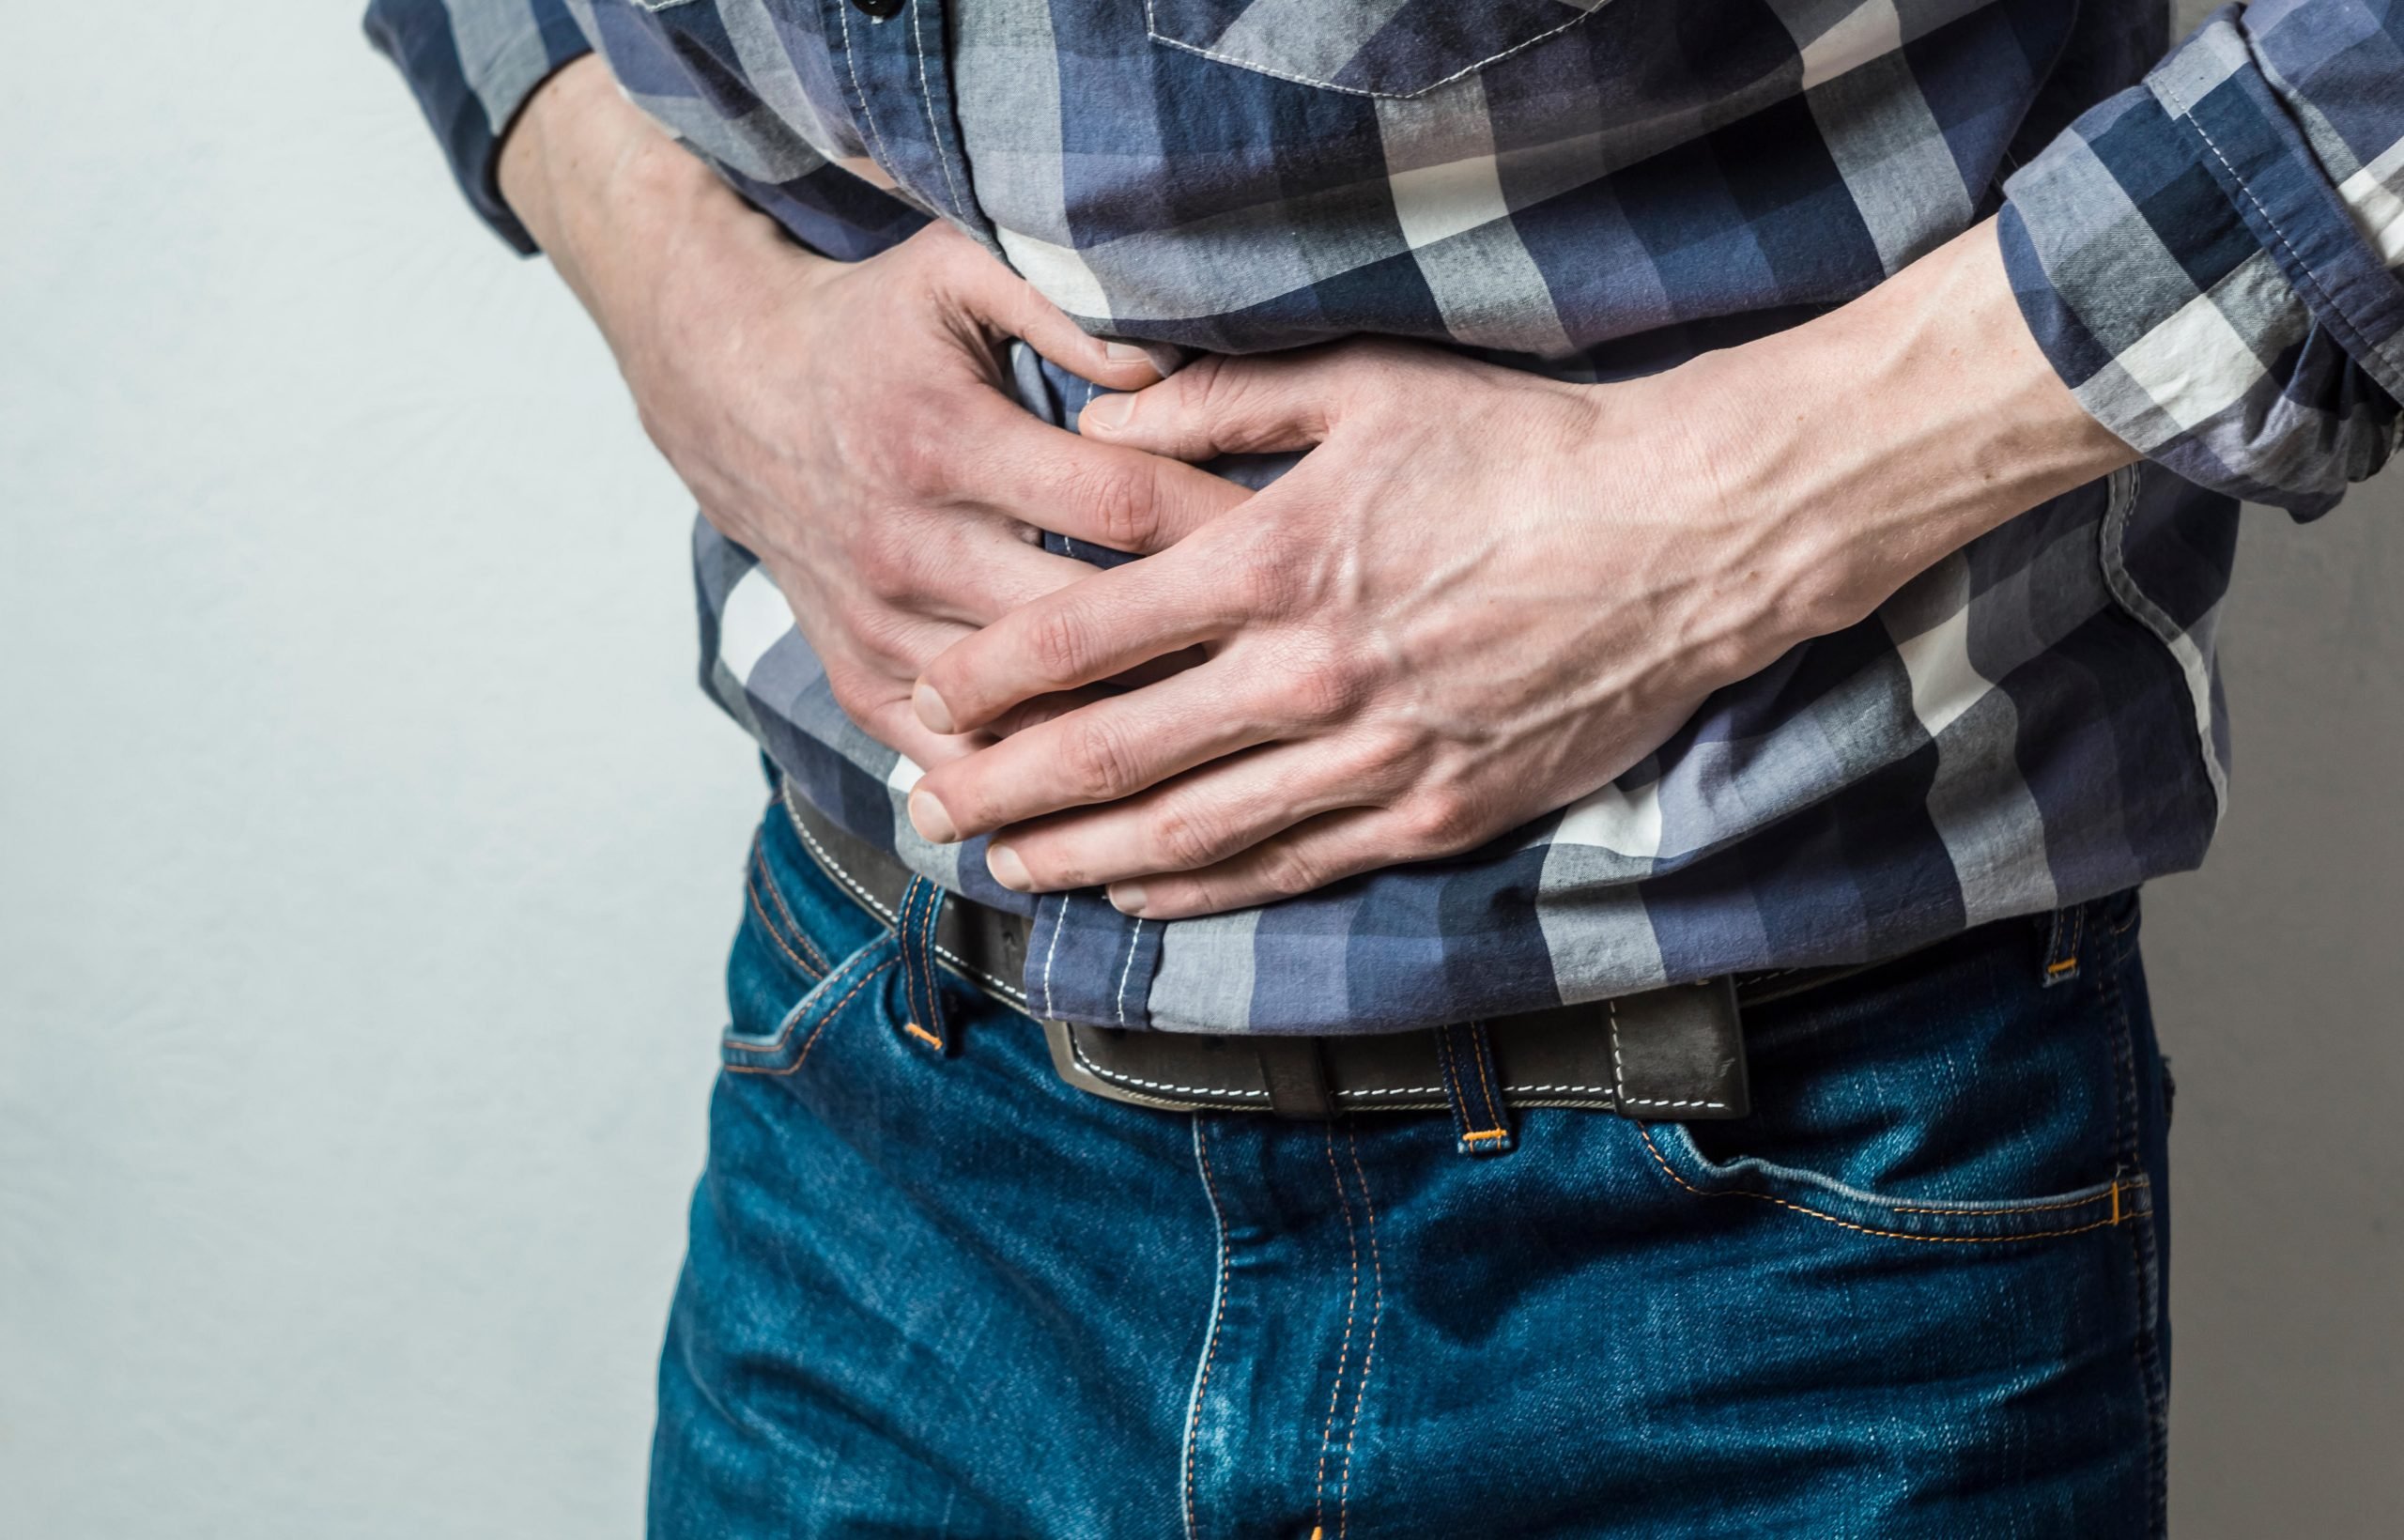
{"left": 1069, "top": 1032, "right": 1270, "bottom": 1101}
{"left": 779, "top": 791, "right": 1658, "bottom": 1109}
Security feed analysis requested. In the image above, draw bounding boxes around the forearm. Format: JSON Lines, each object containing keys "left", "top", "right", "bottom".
{"left": 1678, "top": 220, "right": 2139, "bottom": 645}
{"left": 494, "top": 55, "right": 827, "bottom": 363}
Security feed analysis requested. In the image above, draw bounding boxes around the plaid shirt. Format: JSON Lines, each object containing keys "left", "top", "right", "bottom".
{"left": 370, "top": 0, "right": 2404, "bottom": 1034}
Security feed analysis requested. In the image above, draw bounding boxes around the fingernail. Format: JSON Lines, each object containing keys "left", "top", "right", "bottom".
{"left": 1102, "top": 342, "right": 1148, "bottom": 362}
{"left": 1109, "top": 882, "right": 1148, "bottom": 916}
{"left": 913, "top": 680, "right": 955, "bottom": 734}
{"left": 909, "top": 789, "right": 959, "bottom": 844}
{"left": 986, "top": 843, "right": 1031, "bottom": 892}
{"left": 1083, "top": 393, "right": 1134, "bottom": 431}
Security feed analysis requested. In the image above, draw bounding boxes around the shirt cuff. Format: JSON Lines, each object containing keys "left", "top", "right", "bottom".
{"left": 2000, "top": 3, "right": 2404, "bottom": 516}
{"left": 365, "top": 0, "right": 593, "bottom": 255}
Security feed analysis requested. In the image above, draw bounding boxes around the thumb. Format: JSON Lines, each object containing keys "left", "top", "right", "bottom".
{"left": 930, "top": 228, "right": 1164, "bottom": 393}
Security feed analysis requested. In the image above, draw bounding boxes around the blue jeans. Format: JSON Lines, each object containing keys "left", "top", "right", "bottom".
{"left": 651, "top": 793, "right": 2173, "bottom": 1537}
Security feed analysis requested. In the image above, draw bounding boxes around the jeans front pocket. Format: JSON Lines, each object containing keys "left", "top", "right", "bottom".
{"left": 722, "top": 932, "right": 902, "bottom": 1078}
{"left": 1146, "top": 0, "right": 1610, "bottom": 97}
{"left": 1641, "top": 898, "right": 2157, "bottom": 1245}
{"left": 719, "top": 793, "right": 902, "bottom": 1076}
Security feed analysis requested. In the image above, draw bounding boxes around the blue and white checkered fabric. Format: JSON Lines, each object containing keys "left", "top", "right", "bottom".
{"left": 370, "top": 0, "right": 2404, "bottom": 1033}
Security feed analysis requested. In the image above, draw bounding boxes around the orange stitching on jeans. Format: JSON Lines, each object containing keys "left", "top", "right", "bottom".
{"left": 2045, "top": 956, "right": 2080, "bottom": 976}
{"left": 1635, "top": 1125, "right": 2140, "bottom": 1244}
{"left": 1434, "top": 1026, "right": 1499, "bottom": 1143}
{"left": 746, "top": 859, "right": 825, "bottom": 983}
{"left": 1313, "top": 1125, "right": 1363, "bottom": 1538}
{"left": 901, "top": 1022, "right": 944, "bottom": 1049}
{"left": 1184, "top": 1122, "right": 1231, "bottom": 1540}
{"left": 1886, "top": 1177, "right": 2150, "bottom": 1216}
{"left": 722, "top": 959, "right": 898, "bottom": 1077}
{"left": 720, "top": 942, "right": 885, "bottom": 1055}
{"left": 915, "top": 882, "right": 947, "bottom": 1051}
{"left": 897, "top": 878, "right": 945, "bottom": 1053}
{"left": 1337, "top": 1127, "right": 1382, "bottom": 1540}
{"left": 1466, "top": 1019, "right": 1507, "bottom": 1133}
{"left": 751, "top": 829, "right": 832, "bottom": 975}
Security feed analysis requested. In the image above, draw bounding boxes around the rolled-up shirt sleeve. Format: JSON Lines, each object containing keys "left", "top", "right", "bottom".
{"left": 2000, "top": 0, "right": 2404, "bottom": 516}
{"left": 365, "top": 0, "right": 593, "bottom": 254}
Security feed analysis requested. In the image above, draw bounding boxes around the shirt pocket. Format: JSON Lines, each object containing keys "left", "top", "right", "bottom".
{"left": 1146, "top": 0, "right": 1609, "bottom": 98}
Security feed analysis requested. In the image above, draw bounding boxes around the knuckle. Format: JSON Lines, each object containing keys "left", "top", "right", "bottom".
{"left": 1252, "top": 842, "right": 1324, "bottom": 900}
{"left": 1060, "top": 719, "right": 1142, "bottom": 801}
{"left": 848, "top": 530, "right": 914, "bottom": 601}
{"left": 883, "top": 432, "right": 952, "bottom": 500}
{"left": 1026, "top": 605, "right": 1097, "bottom": 685}
{"left": 1225, "top": 540, "right": 1296, "bottom": 614}
{"left": 1283, "top": 648, "right": 1368, "bottom": 724}
{"left": 1076, "top": 461, "right": 1157, "bottom": 552}
{"left": 1404, "top": 792, "right": 1483, "bottom": 852}
{"left": 1148, "top": 805, "right": 1231, "bottom": 871}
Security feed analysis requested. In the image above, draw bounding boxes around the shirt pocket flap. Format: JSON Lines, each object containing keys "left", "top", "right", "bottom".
{"left": 1147, "top": 0, "right": 1609, "bottom": 99}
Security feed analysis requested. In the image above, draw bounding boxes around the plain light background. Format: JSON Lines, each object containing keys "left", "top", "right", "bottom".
{"left": 3, "top": 4, "right": 2396, "bottom": 1535}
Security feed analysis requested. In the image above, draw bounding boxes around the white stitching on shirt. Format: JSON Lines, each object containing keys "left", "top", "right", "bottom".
{"left": 1041, "top": 892, "right": 1069, "bottom": 1018}
{"left": 1115, "top": 917, "right": 1146, "bottom": 1027}
{"left": 2153, "top": 73, "right": 2404, "bottom": 400}
{"left": 1142, "top": 0, "right": 1607, "bottom": 100}
{"left": 908, "top": 0, "right": 969, "bottom": 221}
{"left": 835, "top": 0, "right": 898, "bottom": 176}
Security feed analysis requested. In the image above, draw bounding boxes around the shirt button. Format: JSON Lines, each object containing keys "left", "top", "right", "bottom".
{"left": 850, "top": 0, "right": 906, "bottom": 16}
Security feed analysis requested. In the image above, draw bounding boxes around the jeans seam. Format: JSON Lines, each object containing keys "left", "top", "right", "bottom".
{"left": 1313, "top": 1125, "right": 1363, "bottom": 1538}
{"left": 750, "top": 827, "right": 833, "bottom": 977}
{"left": 745, "top": 856, "right": 827, "bottom": 984}
{"left": 1337, "top": 1126, "right": 1383, "bottom": 1539}
{"left": 1181, "top": 1119, "right": 1231, "bottom": 1540}
{"left": 2099, "top": 930, "right": 2171, "bottom": 1533}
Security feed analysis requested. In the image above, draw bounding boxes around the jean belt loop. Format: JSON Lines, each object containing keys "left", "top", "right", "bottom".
{"left": 2040, "top": 899, "right": 2087, "bottom": 989}
{"left": 1436, "top": 1021, "right": 1516, "bottom": 1157}
{"left": 894, "top": 876, "right": 955, "bottom": 1055}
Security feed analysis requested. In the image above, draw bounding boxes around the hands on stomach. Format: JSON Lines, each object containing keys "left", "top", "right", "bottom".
{"left": 508, "top": 59, "right": 2132, "bottom": 918}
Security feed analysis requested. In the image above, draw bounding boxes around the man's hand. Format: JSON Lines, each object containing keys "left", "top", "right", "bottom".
{"left": 902, "top": 222, "right": 2136, "bottom": 917}
{"left": 497, "top": 58, "right": 1243, "bottom": 765}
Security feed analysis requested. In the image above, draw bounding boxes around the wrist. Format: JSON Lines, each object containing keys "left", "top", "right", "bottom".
{"left": 497, "top": 56, "right": 825, "bottom": 375}
{"left": 497, "top": 56, "right": 744, "bottom": 299}
{"left": 1677, "top": 220, "right": 2136, "bottom": 641}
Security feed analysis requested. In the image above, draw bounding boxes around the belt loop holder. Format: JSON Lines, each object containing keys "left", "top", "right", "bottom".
{"left": 1436, "top": 1022, "right": 1516, "bottom": 1157}
{"left": 2041, "top": 901, "right": 2086, "bottom": 989}
{"left": 894, "top": 876, "right": 955, "bottom": 1055}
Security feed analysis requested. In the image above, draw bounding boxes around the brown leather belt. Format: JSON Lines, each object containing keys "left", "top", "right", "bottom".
{"left": 780, "top": 784, "right": 1854, "bottom": 1124}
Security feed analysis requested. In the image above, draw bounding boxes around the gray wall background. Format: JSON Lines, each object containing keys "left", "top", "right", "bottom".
{"left": 2, "top": 4, "right": 2396, "bottom": 1534}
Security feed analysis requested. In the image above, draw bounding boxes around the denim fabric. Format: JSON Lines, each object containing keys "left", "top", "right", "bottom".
{"left": 652, "top": 792, "right": 2172, "bottom": 1537}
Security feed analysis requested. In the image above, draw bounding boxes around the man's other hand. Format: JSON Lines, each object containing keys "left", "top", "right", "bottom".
{"left": 497, "top": 58, "right": 1244, "bottom": 767}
